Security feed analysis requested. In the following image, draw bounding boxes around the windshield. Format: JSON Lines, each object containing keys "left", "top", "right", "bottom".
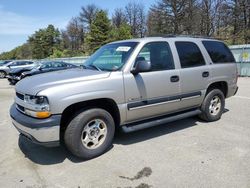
{"left": 33, "top": 62, "right": 41, "bottom": 69}
{"left": 84, "top": 42, "right": 138, "bottom": 71}
{"left": 0, "top": 61, "right": 11, "bottom": 66}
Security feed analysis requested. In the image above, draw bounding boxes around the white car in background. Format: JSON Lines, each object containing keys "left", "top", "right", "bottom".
{"left": 0, "top": 60, "right": 35, "bottom": 78}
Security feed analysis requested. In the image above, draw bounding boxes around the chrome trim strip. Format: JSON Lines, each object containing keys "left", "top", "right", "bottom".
{"left": 181, "top": 95, "right": 201, "bottom": 100}
{"left": 129, "top": 99, "right": 180, "bottom": 110}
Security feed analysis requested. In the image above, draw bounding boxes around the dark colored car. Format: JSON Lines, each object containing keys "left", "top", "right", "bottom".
{"left": 7, "top": 61, "right": 78, "bottom": 85}
{"left": 7, "top": 64, "right": 38, "bottom": 84}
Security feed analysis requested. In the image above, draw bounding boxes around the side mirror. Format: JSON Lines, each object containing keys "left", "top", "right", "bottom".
{"left": 131, "top": 60, "right": 151, "bottom": 75}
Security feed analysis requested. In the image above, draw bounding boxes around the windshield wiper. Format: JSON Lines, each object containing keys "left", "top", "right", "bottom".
{"left": 89, "top": 64, "right": 102, "bottom": 71}
{"left": 82, "top": 64, "right": 102, "bottom": 71}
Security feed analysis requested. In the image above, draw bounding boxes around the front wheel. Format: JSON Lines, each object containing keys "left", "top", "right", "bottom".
{"left": 64, "top": 108, "right": 115, "bottom": 159}
{"left": 0, "top": 71, "right": 6, "bottom": 78}
{"left": 199, "top": 89, "right": 225, "bottom": 122}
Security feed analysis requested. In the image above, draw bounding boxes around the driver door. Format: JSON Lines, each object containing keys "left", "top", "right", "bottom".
{"left": 123, "top": 41, "right": 181, "bottom": 123}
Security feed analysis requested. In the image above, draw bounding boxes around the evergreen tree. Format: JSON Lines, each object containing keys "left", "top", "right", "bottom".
{"left": 86, "top": 10, "right": 111, "bottom": 54}
{"left": 109, "top": 23, "right": 132, "bottom": 41}
{"left": 28, "top": 24, "right": 60, "bottom": 59}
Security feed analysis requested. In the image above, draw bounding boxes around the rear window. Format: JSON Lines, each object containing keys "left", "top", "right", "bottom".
{"left": 202, "top": 41, "right": 235, "bottom": 63}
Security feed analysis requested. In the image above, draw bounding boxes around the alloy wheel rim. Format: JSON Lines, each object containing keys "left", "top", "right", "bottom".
{"left": 209, "top": 95, "right": 221, "bottom": 116}
{"left": 0, "top": 72, "right": 5, "bottom": 78}
{"left": 81, "top": 119, "right": 107, "bottom": 150}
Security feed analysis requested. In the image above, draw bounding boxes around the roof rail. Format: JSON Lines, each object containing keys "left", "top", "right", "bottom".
{"left": 148, "top": 34, "right": 213, "bottom": 39}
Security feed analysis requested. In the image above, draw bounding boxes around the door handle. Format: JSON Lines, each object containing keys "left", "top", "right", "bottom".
{"left": 170, "top": 75, "right": 179, "bottom": 82}
{"left": 202, "top": 71, "right": 209, "bottom": 78}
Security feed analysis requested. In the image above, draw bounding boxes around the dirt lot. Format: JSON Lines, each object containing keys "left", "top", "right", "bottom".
{"left": 0, "top": 78, "right": 249, "bottom": 188}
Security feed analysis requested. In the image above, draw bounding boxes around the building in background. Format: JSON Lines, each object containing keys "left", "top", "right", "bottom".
{"left": 230, "top": 44, "right": 250, "bottom": 76}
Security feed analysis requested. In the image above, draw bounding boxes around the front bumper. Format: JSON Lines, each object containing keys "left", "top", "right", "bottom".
{"left": 10, "top": 104, "right": 61, "bottom": 147}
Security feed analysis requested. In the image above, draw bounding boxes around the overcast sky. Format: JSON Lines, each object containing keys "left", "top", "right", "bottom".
{"left": 0, "top": 0, "right": 156, "bottom": 53}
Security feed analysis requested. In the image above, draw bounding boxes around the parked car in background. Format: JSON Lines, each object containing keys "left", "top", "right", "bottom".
{"left": 0, "top": 60, "right": 12, "bottom": 66}
{"left": 0, "top": 60, "right": 35, "bottom": 78}
{"left": 7, "top": 63, "right": 39, "bottom": 84}
{"left": 7, "top": 61, "right": 78, "bottom": 84}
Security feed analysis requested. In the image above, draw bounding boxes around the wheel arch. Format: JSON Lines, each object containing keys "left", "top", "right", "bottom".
{"left": 60, "top": 98, "right": 121, "bottom": 138}
{"left": 206, "top": 81, "right": 228, "bottom": 98}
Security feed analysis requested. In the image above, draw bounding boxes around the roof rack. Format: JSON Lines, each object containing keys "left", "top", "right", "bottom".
{"left": 149, "top": 34, "right": 213, "bottom": 39}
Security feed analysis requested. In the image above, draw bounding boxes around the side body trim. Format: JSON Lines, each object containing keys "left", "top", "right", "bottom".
{"left": 127, "top": 91, "right": 202, "bottom": 110}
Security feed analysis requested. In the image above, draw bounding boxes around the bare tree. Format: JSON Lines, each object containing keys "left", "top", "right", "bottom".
{"left": 138, "top": 4, "right": 147, "bottom": 37}
{"left": 79, "top": 4, "right": 99, "bottom": 31}
{"left": 66, "top": 17, "right": 84, "bottom": 51}
{"left": 125, "top": 2, "right": 147, "bottom": 37}
{"left": 112, "top": 8, "right": 127, "bottom": 28}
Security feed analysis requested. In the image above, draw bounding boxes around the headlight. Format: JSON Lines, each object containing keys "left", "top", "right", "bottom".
{"left": 24, "top": 95, "right": 48, "bottom": 105}
{"left": 24, "top": 95, "right": 51, "bottom": 118}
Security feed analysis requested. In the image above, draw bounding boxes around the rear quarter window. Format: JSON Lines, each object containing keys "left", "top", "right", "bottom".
{"left": 202, "top": 41, "right": 235, "bottom": 63}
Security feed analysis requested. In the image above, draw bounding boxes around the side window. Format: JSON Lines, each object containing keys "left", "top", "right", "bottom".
{"left": 202, "top": 41, "right": 235, "bottom": 63}
{"left": 41, "top": 63, "right": 52, "bottom": 69}
{"left": 19, "top": 61, "right": 27, "bottom": 65}
{"left": 137, "top": 42, "right": 175, "bottom": 71}
{"left": 10, "top": 62, "right": 17, "bottom": 66}
{"left": 17, "top": 61, "right": 29, "bottom": 65}
{"left": 52, "top": 62, "right": 63, "bottom": 68}
{"left": 176, "top": 42, "right": 205, "bottom": 68}
{"left": 26, "top": 61, "right": 34, "bottom": 65}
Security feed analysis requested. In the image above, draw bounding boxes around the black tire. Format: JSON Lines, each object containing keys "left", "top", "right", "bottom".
{"left": 64, "top": 108, "right": 115, "bottom": 159}
{"left": 0, "top": 71, "right": 6, "bottom": 78}
{"left": 8, "top": 78, "right": 16, "bottom": 85}
{"left": 199, "top": 89, "right": 225, "bottom": 122}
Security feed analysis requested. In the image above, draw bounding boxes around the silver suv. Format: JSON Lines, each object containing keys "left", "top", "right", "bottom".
{"left": 10, "top": 37, "right": 238, "bottom": 159}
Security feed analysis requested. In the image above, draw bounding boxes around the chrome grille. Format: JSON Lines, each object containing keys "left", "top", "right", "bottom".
{"left": 16, "top": 104, "right": 25, "bottom": 113}
{"left": 16, "top": 92, "right": 24, "bottom": 100}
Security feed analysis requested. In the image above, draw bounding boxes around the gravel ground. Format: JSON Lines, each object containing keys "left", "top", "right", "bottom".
{"left": 0, "top": 78, "right": 249, "bottom": 188}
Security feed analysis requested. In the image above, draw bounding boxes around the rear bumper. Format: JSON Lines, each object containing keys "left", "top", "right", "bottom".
{"left": 234, "top": 86, "right": 238, "bottom": 95}
{"left": 10, "top": 104, "right": 61, "bottom": 147}
{"left": 227, "top": 84, "right": 238, "bottom": 98}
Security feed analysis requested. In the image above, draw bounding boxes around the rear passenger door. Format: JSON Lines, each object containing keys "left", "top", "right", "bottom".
{"left": 175, "top": 41, "right": 210, "bottom": 109}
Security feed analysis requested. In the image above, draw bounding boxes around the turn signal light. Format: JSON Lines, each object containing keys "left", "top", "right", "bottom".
{"left": 36, "top": 111, "right": 51, "bottom": 119}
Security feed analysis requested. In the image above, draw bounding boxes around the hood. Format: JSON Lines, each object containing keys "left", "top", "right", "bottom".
{"left": 15, "top": 68, "right": 111, "bottom": 95}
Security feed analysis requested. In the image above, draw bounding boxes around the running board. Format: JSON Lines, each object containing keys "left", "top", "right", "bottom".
{"left": 121, "top": 109, "right": 201, "bottom": 133}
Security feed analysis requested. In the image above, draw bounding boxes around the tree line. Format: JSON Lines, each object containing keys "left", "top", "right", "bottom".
{"left": 0, "top": 0, "right": 249, "bottom": 60}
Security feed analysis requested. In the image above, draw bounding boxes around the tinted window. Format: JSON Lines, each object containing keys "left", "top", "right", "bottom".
{"left": 52, "top": 62, "right": 66, "bottom": 68}
{"left": 137, "top": 42, "right": 174, "bottom": 71}
{"left": 25, "top": 61, "right": 34, "bottom": 65}
{"left": 15, "top": 61, "right": 28, "bottom": 65}
{"left": 41, "top": 62, "right": 52, "bottom": 69}
{"left": 176, "top": 42, "right": 205, "bottom": 68}
{"left": 202, "top": 41, "right": 235, "bottom": 63}
{"left": 9, "top": 62, "right": 18, "bottom": 66}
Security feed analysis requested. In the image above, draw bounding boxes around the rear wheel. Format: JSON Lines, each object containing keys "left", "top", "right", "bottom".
{"left": 0, "top": 71, "right": 6, "bottom": 78}
{"left": 64, "top": 108, "right": 115, "bottom": 159}
{"left": 199, "top": 89, "right": 225, "bottom": 122}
